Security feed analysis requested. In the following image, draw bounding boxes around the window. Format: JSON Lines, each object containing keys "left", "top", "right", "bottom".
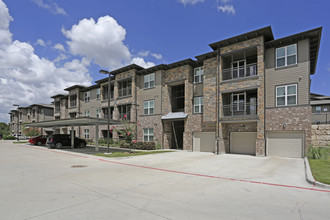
{"left": 70, "top": 94, "right": 77, "bottom": 108}
{"left": 102, "top": 107, "right": 114, "bottom": 119}
{"left": 232, "top": 93, "right": 245, "bottom": 111}
{"left": 316, "top": 106, "right": 321, "bottom": 114}
{"left": 324, "top": 107, "right": 328, "bottom": 112}
{"left": 118, "top": 105, "right": 131, "bottom": 120}
{"left": 102, "top": 84, "right": 114, "bottom": 100}
{"left": 118, "top": 79, "right": 132, "bottom": 97}
{"left": 69, "top": 112, "right": 77, "bottom": 118}
{"left": 276, "top": 84, "right": 297, "bottom": 106}
{"left": 84, "top": 92, "right": 90, "bottom": 102}
{"left": 85, "top": 110, "right": 90, "bottom": 117}
{"left": 96, "top": 88, "right": 100, "bottom": 99}
{"left": 144, "top": 73, "right": 155, "bottom": 88}
{"left": 194, "top": 97, "right": 203, "bottom": 113}
{"left": 143, "top": 128, "right": 154, "bottom": 142}
{"left": 55, "top": 101, "right": 60, "bottom": 113}
{"left": 84, "top": 129, "right": 89, "bottom": 139}
{"left": 144, "top": 100, "right": 154, "bottom": 115}
{"left": 194, "top": 67, "right": 204, "bottom": 83}
{"left": 276, "top": 44, "right": 297, "bottom": 68}
{"left": 96, "top": 108, "right": 101, "bottom": 118}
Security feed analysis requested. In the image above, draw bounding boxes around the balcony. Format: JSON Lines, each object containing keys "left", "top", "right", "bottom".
{"left": 312, "top": 113, "right": 330, "bottom": 125}
{"left": 222, "top": 63, "right": 257, "bottom": 81}
{"left": 222, "top": 102, "right": 257, "bottom": 118}
{"left": 222, "top": 48, "right": 258, "bottom": 81}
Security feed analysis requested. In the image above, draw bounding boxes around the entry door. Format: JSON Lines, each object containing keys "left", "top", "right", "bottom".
{"left": 230, "top": 132, "right": 257, "bottom": 155}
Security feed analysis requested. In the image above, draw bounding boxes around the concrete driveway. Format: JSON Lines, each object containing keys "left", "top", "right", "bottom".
{"left": 1, "top": 141, "right": 330, "bottom": 220}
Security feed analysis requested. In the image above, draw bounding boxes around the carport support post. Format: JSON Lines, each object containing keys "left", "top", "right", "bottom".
{"left": 71, "top": 125, "right": 74, "bottom": 149}
{"left": 95, "top": 124, "right": 99, "bottom": 151}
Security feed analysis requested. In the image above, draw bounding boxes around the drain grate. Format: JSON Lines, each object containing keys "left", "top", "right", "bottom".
{"left": 71, "top": 165, "right": 87, "bottom": 168}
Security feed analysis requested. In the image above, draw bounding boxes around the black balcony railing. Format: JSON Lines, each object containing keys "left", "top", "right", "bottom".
{"left": 222, "top": 102, "right": 257, "bottom": 118}
{"left": 222, "top": 63, "right": 257, "bottom": 81}
{"left": 312, "top": 113, "right": 330, "bottom": 124}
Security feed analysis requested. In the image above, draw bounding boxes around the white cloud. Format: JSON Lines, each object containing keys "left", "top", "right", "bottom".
{"left": 0, "top": 0, "right": 92, "bottom": 123}
{"left": 31, "top": 0, "right": 67, "bottom": 16}
{"left": 138, "top": 50, "right": 150, "bottom": 57}
{"left": 53, "top": 53, "right": 67, "bottom": 63}
{"left": 180, "top": 0, "right": 205, "bottom": 6}
{"left": 218, "top": 4, "right": 235, "bottom": 15}
{"left": 131, "top": 57, "right": 155, "bottom": 69}
{"left": 36, "top": 39, "right": 46, "bottom": 47}
{"left": 53, "top": 43, "right": 65, "bottom": 51}
{"left": 151, "top": 53, "right": 163, "bottom": 60}
{"left": 62, "top": 16, "right": 131, "bottom": 70}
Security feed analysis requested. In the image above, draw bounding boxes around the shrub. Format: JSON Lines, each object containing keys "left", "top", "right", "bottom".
{"left": 3, "top": 135, "right": 16, "bottom": 140}
{"left": 307, "top": 147, "right": 327, "bottom": 159}
{"left": 155, "top": 142, "right": 161, "bottom": 150}
{"left": 130, "top": 141, "right": 156, "bottom": 150}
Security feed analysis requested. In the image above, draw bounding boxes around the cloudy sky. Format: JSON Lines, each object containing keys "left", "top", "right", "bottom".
{"left": 1, "top": 0, "right": 330, "bottom": 123}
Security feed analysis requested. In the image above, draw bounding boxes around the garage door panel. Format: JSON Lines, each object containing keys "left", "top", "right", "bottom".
{"left": 193, "top": 132, "right": 215, "bottom": 153}
{"left": 230, "top": 132, "right": 256, "bottom": 155}
{"left": 267, "top": 132, "right": 303, "bottom": 158}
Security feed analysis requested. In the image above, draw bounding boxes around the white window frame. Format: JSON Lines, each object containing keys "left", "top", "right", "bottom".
{"left": 84, "top": 129, "right": 89, "bottom": 139}
{"left": 144, "top": 100, "right": 155, "bottom": 115}
{"left": 96, "top": 108, "right": 101, "bottom": 118}
{"left": 144, "top": 73, "right": 155, "bottom": 89}
{"left": 85, "top": 110, "right": 90, "bottom": 117}
{"left": 276, "top": 44, "right": 297, "bottom": 68}
{"left": 84, "top": 91, "right": 90, "bottom": 102}
{"left": 96, "top": 88, "right": 100, "bottom": 100}
{"left": 143, "top": 128, "right": 154, "bottom": 142}
{"left": 276, "top": 84, "right": 297, "bottom": 107}
{"left": 194, "top": 97, "right": 203, "bottom": 113}
{"left": 194, "top": 67, "right": 204, "bottom": 83}
{"left": 316, "top": 106, "right": 322, "bottom": 114}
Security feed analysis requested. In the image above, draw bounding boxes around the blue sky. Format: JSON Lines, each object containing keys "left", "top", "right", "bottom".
{"left": 0, "top": 0, "right": 329, "bottom": 123}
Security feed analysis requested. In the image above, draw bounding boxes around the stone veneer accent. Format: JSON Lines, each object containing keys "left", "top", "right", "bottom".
{"left": 218, "top": 37, "right": 265, "bottom": 156}
{"left": 265, "top": 106, "right": 312, "bottom": 155}
{"left": 311, "top": 125, "right": 330, "bottom": 146}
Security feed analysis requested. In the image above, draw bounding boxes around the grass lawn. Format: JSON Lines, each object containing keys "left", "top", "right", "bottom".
{"left": 13, "top": 141, "right": 29, "bottom": 144}
{"left": 309, "top": 159, "right": 330, "bottom": 185}
{"left": 308, "top": 147, "right": 330, "bottom": 185}
{"left": 94, "top": 150, "right": 173, "bottom": 158}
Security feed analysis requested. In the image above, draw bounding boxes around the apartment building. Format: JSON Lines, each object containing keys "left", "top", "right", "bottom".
{"left": 47, "top": 26, "right": 322, "bottom": 158}
{"left": 9, "top": 104, "right": 54, "bottom": 135}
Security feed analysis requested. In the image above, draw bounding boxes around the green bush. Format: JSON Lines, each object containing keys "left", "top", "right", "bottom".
{"left": 155, "top": 142, "right": 161, "bottom": 150}
{"left": 307, "top": 147, "right": 327, "bottom": 159}
{"left": 3, "top": 135, "right": 16, "bottom": 140}
{"left": 130, "top": 141, "right": 156, "bottom": 150}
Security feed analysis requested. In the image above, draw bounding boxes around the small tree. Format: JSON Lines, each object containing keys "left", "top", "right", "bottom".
{"left": 0, "top": 122, "right": 10, "bottom": 136}
{"left": 115, "top": 115, "right": 138, "bottom": 144}
{"left": 24, "top": 127, "right": 41, "bottom": 137}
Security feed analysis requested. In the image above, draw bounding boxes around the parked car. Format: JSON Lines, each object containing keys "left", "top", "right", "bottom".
{"left": 28, "top": 135, "right": 47, "bottom": 146}
{"left": 46, "top": 134, "right": 87, "bottom": 149}
{"left": 12, "top": 134, "right": 27, "bottom": 140}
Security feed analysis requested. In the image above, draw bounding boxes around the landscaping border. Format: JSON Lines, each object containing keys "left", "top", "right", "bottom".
{"left": 304, "top": 157, "right": 330, "bottom": 189}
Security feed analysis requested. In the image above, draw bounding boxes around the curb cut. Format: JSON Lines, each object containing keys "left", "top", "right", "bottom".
{"left": 304, "top": 157, "right": 330, "bottom": 189}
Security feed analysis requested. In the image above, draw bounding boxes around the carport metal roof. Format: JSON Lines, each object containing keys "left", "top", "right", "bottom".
{"left": 24, "top": 117, "right": 121, "bottom": 128}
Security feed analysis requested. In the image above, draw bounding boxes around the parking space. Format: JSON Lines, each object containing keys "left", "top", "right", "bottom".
{"left": 1, "top": 141, "right": 330, "bottom": 220}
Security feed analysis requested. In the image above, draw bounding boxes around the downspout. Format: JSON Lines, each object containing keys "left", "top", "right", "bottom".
{"left": 135, "top": 73, "right": 138, "bottom": 141}
{"left": 216, "top": 49, "right": 220, "bottom": 155}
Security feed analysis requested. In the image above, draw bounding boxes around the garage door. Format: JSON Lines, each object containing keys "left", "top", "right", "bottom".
{"left": 193, "top": 132, "right": 215, "bottom": 153}
{"left": 230, "top": 132, "right": 257, "bottom": 155}
{"left": 267, "top": 131, "right": 303, "bottom": 158}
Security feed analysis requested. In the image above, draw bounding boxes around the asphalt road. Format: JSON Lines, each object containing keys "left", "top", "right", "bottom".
{"left": 1, "top": 141, "right": 330, "bottom": 220}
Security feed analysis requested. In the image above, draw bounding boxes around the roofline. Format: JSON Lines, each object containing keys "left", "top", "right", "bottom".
{"left": 51, "top": 94, "right": 66, "bottom": 99}
{"left": 64, "top": 85, "right": 87, "bottom": 91}
{"left": 209, "top": 26, "right": 274, "bottom": 50}
{"left": 81, "top": 84, "right": 100, "bottom": 92}
{"left": 95, "top": 64, "right": 144, "bottom": 84}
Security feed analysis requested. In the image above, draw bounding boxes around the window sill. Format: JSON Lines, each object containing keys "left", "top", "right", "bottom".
{"left": 117, "top": 95, "right": 132, "bottom": 100}
{"left": 143, "top": 86, "right": 155, "bottom": 91}
{"left": 275, "top": 63, "right": 298, "bottom": 70}
{"left": 194, "top": 82, "right": 203, "bottom": 85}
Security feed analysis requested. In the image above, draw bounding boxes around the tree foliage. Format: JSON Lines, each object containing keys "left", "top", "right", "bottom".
{"left": 0, "top": 122, "right": 10, "bottom": 136}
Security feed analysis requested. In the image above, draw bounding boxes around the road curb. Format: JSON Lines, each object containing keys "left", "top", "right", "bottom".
{"left": 304, "top": 157, "right": 330, "bottom": 189}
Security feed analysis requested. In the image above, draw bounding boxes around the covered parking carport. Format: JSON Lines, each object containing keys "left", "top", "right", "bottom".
{"left": 24, "top": 117, "right": 120, "bottom": 151}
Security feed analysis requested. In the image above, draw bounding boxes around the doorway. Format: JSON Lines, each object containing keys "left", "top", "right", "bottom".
{"left": 171, "top": 121, "right": 184, "bottom": 149}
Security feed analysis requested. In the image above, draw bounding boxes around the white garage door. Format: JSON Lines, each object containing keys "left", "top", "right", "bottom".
{"left": 230, "top": 132, "right": 257, "bottom": 155}
{"left": 267, "top": 131, "right": 303, "bottom": 158}
{"left": 193, "top": 132, "right": 215, "bottom": 153}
